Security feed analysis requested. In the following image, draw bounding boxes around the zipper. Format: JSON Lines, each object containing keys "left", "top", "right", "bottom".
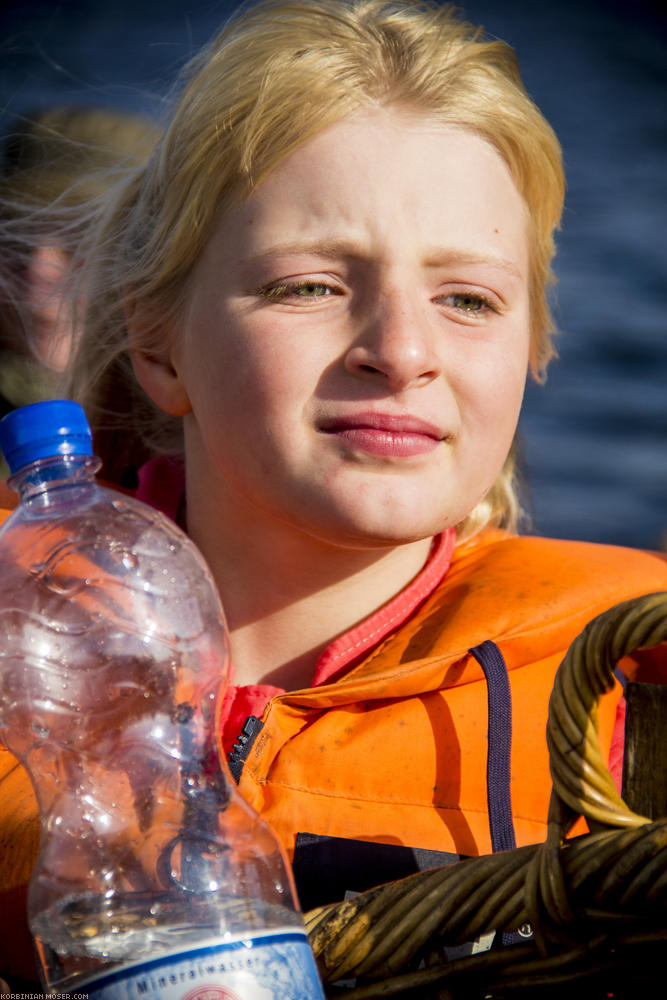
{"left": 227, "top": 715, "right": 264, "bottom": 783}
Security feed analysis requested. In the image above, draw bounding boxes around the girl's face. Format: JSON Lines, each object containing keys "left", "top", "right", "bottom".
{"left": 164, "top": 108, "right": 531, "bottom": 548}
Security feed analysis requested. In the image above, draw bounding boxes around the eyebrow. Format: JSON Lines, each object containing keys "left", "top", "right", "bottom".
{"left": 243, "top": 239, "right": 523, "bottom": 280}
{"left": 423, "top": 250, "right": 523, "bottom": 280}
{"left": 243, "top": 239, "right": 364, "bottom": 264}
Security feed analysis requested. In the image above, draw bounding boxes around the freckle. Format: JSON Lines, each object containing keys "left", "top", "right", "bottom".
{"left": 494, "top": 228, "right": 499, "bottom": 233}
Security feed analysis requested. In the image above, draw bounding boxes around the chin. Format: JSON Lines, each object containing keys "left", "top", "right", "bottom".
{"left": 304, "top": 506, "right": 457, "bottom": 550}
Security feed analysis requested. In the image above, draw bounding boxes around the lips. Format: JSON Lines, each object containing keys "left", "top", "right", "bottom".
{"left": 318, "top": 411, "right": 444, "bottom": 458}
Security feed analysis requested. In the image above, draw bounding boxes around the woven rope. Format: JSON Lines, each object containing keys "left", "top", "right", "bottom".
{"left": 305, "top": 591, "right": 667, "bottom": 997}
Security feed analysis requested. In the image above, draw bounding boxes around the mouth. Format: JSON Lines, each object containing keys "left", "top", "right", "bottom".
{"left": 318, "top": 411, "right": 445, "bottom": 458}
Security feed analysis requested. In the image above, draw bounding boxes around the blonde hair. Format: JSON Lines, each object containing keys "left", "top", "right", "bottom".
{"left": 68, "top": 0, "right": 565, "bottom": 532}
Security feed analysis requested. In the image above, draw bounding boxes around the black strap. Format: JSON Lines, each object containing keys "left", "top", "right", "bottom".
{"left": 469, "top": 640, "right": 532, "bottom": 946}
{"left": 469, "top": 640, "right": 516, "bottom": 854}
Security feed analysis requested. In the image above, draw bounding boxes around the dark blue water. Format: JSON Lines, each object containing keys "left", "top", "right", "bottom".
{"left": 1, "top": 0, "right": 665, "bottom": 549}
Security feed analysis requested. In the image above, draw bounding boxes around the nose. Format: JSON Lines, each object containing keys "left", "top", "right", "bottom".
{"left": 344, "top": 285, "right": 441, "bottom": 391}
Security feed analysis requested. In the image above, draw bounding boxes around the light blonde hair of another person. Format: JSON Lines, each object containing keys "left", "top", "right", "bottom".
{"left": 66, "top": 0, "right": 565, "bottom": 535}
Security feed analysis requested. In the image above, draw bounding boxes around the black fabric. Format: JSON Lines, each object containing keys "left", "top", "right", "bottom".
{"left": 293, "top": 831, "right": 462, "bottom": 911}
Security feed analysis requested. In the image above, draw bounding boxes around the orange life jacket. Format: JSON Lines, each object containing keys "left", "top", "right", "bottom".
{"left": 1, "top": 502, "right": 666, "bottom": 981}
{"left": 231, "top": 529, "right": 667, "bottom": 863}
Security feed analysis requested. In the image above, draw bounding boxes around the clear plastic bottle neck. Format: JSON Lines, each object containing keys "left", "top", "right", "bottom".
{"left": 8, "top": 453, "right": 102, "bottom": 507}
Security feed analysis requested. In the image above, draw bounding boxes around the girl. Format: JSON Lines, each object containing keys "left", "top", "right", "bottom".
{"left": 1, "top": 0, "right": 665, "bottom": 983}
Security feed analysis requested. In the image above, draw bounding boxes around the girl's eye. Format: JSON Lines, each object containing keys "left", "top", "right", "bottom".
{"left": 438, "top": 291, "right": 497, "bottom": 314}
{"left": 262, "top": 280, "right": 342, "bottom": 300}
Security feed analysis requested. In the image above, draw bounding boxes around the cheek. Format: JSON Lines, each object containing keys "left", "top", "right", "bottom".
{"left": 487, "top": 361, "right": 526, "bottom": 420}
{"left": 221, "top": 320, "right": 330, "bottom": 413}
{"left": 192, "top": 329, "right": 311, "bottom": 436}
{"left": 460, "top": 344, "right": 528, "bottom": 447}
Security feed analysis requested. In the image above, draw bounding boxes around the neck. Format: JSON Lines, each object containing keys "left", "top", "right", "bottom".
{"left": 185, "top": 485, "right": 434, "bottom": 690}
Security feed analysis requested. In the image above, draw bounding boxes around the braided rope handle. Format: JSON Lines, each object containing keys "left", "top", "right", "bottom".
{"left": 527, "top": 591, "right": 667, "bottom": 942}
{"left": 547, "top": 591, "right": 667, "bottom": 828}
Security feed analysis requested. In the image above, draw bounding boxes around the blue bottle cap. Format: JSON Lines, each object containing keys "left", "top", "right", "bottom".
{"left": 0, "top": 400, "right": 93, "bottom": 475}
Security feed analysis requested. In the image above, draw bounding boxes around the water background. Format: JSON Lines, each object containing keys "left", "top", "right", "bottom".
{"left": 1, "top": 0, "right": 665, "bottom": 549}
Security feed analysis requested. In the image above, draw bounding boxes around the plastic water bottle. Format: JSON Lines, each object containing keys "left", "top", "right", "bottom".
{"left": 0, "top": 400, "right": 325, "bottom": 1000}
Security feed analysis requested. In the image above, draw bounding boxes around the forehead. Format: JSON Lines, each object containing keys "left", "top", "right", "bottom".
{"left": 206, "top": 107, "right": 529, "bottom": 276}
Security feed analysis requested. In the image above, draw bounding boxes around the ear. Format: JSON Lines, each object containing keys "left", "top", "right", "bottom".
{"left": 127, "top": 305, "right": 192, "bottom": 417}
{"left": 130, "top": 348, "right": 192, "bottom": 417}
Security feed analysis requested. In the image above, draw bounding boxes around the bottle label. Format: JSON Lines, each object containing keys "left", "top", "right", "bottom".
{"left": 71, "top": 929, "right": 325, "bottom": 1000}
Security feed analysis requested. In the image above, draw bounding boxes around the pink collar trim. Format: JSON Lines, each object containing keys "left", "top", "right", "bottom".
{"left": 312, "top": 528, "right": 456, "bottom": 684}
